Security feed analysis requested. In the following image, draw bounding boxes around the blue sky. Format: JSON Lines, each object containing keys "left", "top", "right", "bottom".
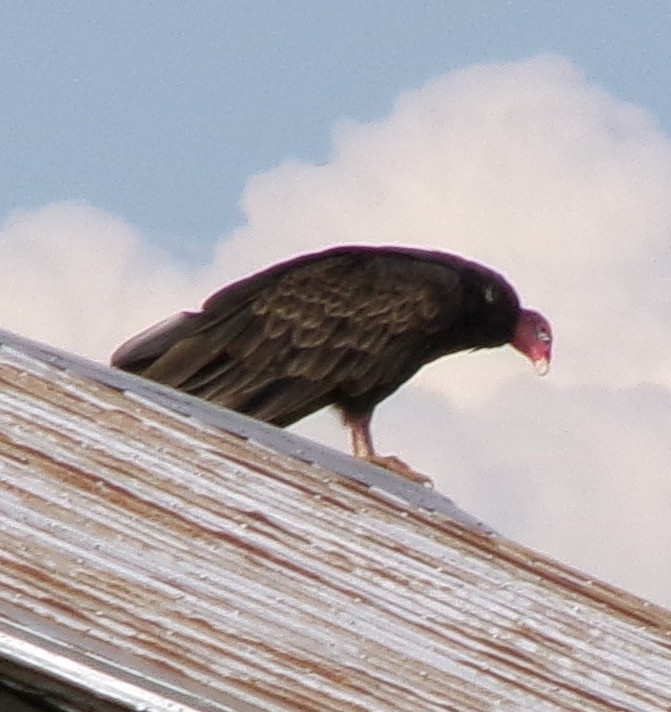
{"left": 3, "top": 3, "right": 671, "bottom": 607}
{"left": 3, "top": 2, "right": 670, "bottom": 259}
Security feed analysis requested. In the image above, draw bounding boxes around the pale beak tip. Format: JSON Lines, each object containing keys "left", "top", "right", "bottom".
{"left": 534, "top": 358, "right": 550, "bottom": 376}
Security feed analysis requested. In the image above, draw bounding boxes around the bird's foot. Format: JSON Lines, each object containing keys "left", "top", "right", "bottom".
{"left": 363, "top": 454, "right": 434, "bottom": 488}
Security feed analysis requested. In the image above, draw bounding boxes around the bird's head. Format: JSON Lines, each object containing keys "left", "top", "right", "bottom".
{"left": 511, "top": 309, "right": 553, "bottom": 376}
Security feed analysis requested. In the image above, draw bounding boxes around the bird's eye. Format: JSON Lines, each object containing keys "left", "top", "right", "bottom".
{"left": 537, "top": 329, "right": 551, "bottom": 343}
{"left": 483, "top": 285, "right": 496, "bottom": 304}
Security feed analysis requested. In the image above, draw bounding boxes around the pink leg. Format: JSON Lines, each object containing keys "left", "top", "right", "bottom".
{"left": 348, "top": 412, "right": 375, "bottom": 459}
{"left": 343, "top": 412, "right": 433, "bottom": 486}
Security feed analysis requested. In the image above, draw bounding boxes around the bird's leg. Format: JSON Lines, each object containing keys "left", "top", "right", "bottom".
{"left": 344, "top": 412, "right": 433, "bottom": 487}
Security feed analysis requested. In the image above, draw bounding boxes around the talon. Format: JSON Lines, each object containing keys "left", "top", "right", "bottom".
{"left": 364, "top": 454, "right": 434, "bottom": 487}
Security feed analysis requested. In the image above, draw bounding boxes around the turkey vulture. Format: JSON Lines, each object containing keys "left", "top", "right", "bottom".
{"left": 111, "top": 246, "right": 552, "bottom": 484}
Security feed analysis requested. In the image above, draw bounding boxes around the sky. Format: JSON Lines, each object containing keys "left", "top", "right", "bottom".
{"left": 2, "top": 3, "right": 671, "bottom": 608}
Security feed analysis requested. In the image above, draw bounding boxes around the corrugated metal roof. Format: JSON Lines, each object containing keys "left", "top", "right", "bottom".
{"left": 0, "top": 329, "right": 669, "bottom": 712}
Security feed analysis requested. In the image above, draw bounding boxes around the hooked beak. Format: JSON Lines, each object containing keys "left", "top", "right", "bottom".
{"left": 533, "top": 357, "right": 550, "bottom": 376}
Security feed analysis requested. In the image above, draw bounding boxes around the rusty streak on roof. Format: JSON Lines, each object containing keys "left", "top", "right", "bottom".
{"left": 0, "top": 328, "right": 669, "bottom": 711}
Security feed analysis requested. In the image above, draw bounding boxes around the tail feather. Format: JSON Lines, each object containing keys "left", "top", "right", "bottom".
{"left": 110, "top": 312, "right": 198, "bottom": 373}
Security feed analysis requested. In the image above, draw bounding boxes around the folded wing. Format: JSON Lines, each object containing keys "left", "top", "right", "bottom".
{"left": 111, "top": 249, "right": 463, "bottom": 426}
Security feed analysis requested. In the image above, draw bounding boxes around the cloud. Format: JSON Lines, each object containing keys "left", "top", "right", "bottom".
{"left": 0, "top": 202, "right": 204, "bottom": 359}
{"left": 1, "top": 55, "right": 671, "bottom": 607}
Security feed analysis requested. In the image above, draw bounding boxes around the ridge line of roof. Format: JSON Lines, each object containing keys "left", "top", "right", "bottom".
{"left": 0, "top": 329, "right": 495, "bottom": 536}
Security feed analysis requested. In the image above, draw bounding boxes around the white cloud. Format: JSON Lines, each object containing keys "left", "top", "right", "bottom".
{"left": 0, "top": 202, "right": 204, "bottom": 359}
{"left": 2, "top": 56, "right": 671, "bottom": 607}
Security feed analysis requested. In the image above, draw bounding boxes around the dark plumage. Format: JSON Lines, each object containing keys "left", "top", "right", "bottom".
{"left": 111, "top": 246, "right": 552, "bottom": 483}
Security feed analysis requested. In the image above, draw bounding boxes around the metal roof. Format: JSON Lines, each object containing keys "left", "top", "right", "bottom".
{"left": 0, "top": 328, "right": 669, "bottom": 711}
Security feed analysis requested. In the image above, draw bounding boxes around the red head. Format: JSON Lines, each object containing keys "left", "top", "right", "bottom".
{"left": 511, "top": 309, "right": 553, "bottom": 376}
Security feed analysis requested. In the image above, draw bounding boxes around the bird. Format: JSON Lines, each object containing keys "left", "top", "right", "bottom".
{"left": 111, "top": 245, "right": 552, "bottom": 485}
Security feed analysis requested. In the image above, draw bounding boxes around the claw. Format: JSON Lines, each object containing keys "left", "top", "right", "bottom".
{"left": 363, "top": 454, "right": 434, "bottom": 487}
